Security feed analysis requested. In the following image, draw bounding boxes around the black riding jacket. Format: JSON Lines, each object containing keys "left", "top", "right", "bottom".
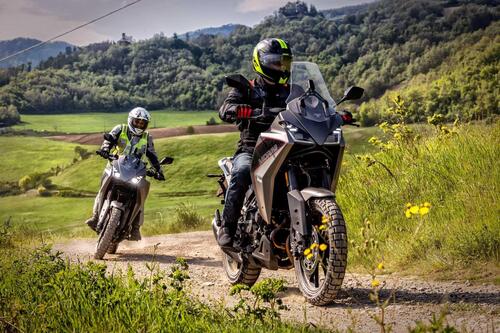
{"left": 219, "top": 76, "right": 290, "bottom": 154}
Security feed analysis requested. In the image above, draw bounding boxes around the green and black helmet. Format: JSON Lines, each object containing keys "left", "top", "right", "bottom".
{"left": 252, "top": 38, "right": 293, "bottom": 84}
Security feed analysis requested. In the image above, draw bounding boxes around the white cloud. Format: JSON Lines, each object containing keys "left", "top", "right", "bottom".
{"left": 0, "top": 0, "right": 113, "bottom": 45}
{"left": 237, "top": 0, "right": 288, "bottom": 13}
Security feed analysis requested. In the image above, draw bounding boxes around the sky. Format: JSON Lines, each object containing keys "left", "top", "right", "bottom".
{"left": 0, "top": 0, "right": 375, "bottom": 46}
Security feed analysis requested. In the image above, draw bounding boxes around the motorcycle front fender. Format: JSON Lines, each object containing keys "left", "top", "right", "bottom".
{"left": 287, "top": 187, "right": 335, "bottom": 237}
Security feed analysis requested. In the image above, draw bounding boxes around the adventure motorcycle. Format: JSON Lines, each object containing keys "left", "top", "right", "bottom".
{"left": 93, "top": 136, "right": 173, "bottom": 259}
{"left": 210, "top": 61, "right": 363, "bottom": 305}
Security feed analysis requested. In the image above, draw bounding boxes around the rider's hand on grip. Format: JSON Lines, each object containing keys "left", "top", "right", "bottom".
{"left": 236, "top": 105, "right": 253, "bottom": 119}
{"left": 96, "top": 149, "right": 110, "bottom": 159}
{"left": 154, "top": 170, "right": 165, "bottom": 181}
{"left": 340, "top": 110, "right": 355, "bottom": 124}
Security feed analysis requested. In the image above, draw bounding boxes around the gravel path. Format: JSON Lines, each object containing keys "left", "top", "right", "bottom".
{"left": 55, "top": 231, "right": 500, "bottom": 332}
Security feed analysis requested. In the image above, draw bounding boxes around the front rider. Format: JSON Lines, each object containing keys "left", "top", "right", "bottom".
{"left": 216, "top": 38, "right": 293, "bottom": 247}
{"left": 85, "top": 107, "right": 165, "bottom": 241}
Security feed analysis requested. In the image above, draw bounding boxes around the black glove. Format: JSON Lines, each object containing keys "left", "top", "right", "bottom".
{"left": 154, "top": 169, "right": 165, "bottom": 181}
{"left": 96, "top": 149, "right": 110, "bottom": 159}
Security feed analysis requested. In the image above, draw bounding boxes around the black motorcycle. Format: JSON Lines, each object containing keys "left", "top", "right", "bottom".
{"left": 94, "top": 136, "right": 173, "bottom": 259}
{"left": 211, "top": 61, "right": 363, "bottom": 305}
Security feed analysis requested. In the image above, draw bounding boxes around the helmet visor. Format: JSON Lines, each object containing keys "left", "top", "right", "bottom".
{"left": 132, "top": 118, "right": 148, "bottom": 130}
{"left": 260, "top": 53, "right": 292, "bottom": 72}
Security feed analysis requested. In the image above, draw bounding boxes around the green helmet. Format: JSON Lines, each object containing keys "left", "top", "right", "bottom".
{"left": 252, "top": 38, "right": 293, "bottom": 84}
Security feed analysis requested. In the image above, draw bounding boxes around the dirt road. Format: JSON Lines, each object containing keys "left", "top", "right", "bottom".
{"left": 56, "top": 231, "right": 499, "bottom": 332}
{"left": 47, "top": 124, "right": 238, "bottom": 145}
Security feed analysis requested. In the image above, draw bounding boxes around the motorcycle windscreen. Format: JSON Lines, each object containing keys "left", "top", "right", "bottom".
{"left": 114, "top": 156, "right": 146, "bottom": 182}
{"left": 287, "top": 62, "right": 336, "bottom": 107}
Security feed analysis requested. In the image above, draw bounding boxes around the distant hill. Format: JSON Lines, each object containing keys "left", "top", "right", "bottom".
{"left": 0, "top": 38, "right": 73, "bottom": 69}
{"left": 0, "top": 0, "right": 498, "bottom": 121}
{"left": 178, "top": 24, "right": 245, "bottom": 40}
{"left": 322, "top": 3, "right": 371, "bottom": 20}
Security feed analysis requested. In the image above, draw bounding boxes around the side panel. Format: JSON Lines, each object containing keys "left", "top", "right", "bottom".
{"left": 251, "top": 121, "right": 292, "bottom": 223}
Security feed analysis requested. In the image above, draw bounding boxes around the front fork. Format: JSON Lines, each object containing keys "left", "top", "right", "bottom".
{"left": 285, "top": 166, "right": 309, "bottom": 258}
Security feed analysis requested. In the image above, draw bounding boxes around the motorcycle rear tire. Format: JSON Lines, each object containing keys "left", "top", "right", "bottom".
{"left": 94, "top": 208, "right": 120, "bottom": 260}
{"left": 295, "top": 198, "right": 347, "bottom": 305}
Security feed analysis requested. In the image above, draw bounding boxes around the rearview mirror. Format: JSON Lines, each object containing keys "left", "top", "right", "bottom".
{"left": 336, "top": 86, "right": 364, "bottom": 105}
{"left": 225, "top": 74, "right": 251, "bottom": 99}
{"left": 160, "top": 157, "right": 174, "bottom": 165}
{"left": 103, "top": 133, "right": 116, "bottom": 143}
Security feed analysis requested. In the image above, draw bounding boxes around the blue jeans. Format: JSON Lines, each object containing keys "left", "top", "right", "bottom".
{"left": 222, "top": 152, "right": 253, "bottom": 231}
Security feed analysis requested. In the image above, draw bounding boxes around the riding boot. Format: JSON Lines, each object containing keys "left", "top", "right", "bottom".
{"left": 85, "top": 214, "right": 98, "bottom": 232}
{"left": 129, "top": 225, "right": 142, "bottom": 241}
{"left": 128, "top": 212, "right": 143, "bottom": 241}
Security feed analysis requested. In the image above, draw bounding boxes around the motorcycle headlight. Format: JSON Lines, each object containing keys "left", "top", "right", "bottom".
{"left": 286, "top": 125, "right": 313, "bottom": 144}
{"left": 325, "top": 128, "right": 342, "bottom": 145}
{"left": 131, "top": 176, "right": 143, "bottom": 184}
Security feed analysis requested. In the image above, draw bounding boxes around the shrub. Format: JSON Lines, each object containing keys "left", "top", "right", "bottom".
{"left": 186, "top": 125, "right": 195, "bottom": 134}
{"left": 174, "top": 202, "right": 205, "bottom": 230}
{"left": 206, "top": 117, "right": 218, "bottom": 126}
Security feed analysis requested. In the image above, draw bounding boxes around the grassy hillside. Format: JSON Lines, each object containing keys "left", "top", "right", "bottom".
{"left": 0, "top": 128, "right": 378, "bottom": 238}
{"left": 13, "top": 110, "right": 216, "bottom": 133}
{"left": 0, "top": 136, "right": 79, "bottom": 182}
{"left": 337, "top": 122, "right": 499, "bottom": 275}
{"left": 357, "top": 22, "right": 500, "bottom": 125}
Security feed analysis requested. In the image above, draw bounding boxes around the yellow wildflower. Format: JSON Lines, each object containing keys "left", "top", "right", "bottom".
{"left": 371, "top": 279, "right": 380, "bottom": 288}
{"left": 321, "top": 215, "right": 329, "bottom": 224}
{"left": 405, "top": 209, "right": 412, "bottom": 219}
{"left": 310, "top": 243, "right": 319, "bottom": 249}
{"left": 377, "top": 262, "right": 384, "bottom": 270}
{"left": 419, "top": 206, "right": 430, "bottom": 216}
{"left": 409, "top": 205, "right": 419, "bottom": 214}
{"left": 423, "top": 202, "right": 431, "bottom": 208}
{"left": 319, "top": 225, "right": 327, "bottom": 231}
{"left": 306, "top": 253, "right": 314, "bottom": 260}
{"left": 319, "top": 244, "right": 328, "bottom": 251}
{"left": 406, "top": 203, "right": 412, "bottom": 208}
{"left": 304, "top": 248, "right": 311, "bottom": 256}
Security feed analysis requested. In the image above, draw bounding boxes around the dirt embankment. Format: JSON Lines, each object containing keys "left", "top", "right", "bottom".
{"left": 47, "top": 124, "right": 238, "bottom": 145}
{"left": 55, "top": 231, "right": 500, "bottom": 332}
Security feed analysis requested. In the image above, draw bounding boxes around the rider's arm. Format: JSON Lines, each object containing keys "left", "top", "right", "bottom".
{"left": 219, "top": 88, "right": 245, "bottom": 123}
{"left": 145, "top": 135, "right": 161, "bottom": 171}
{"left": 100, "top": 124, "right": 122, "bottom": 152}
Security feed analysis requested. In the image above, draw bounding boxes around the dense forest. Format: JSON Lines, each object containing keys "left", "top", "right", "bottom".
{"left": 0, "top": 0, "right": 498, "bottom": 126}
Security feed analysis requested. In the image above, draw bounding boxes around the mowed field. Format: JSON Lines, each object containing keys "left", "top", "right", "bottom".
{"left": 12, "top": 110, "right": 216, "bottom": 133}
{"left": 0, "top": 127, "right": 379, "bottom": 239}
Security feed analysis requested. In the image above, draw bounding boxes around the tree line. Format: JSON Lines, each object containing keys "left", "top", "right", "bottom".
{"left": 0, "top": 0, "right": 498, "bottom": 126}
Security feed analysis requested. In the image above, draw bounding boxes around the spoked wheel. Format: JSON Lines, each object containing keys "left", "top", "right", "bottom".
{"left": 294, "top": 198, "right": 347, "bottom": 305}
{"left": 222, "top": 252, "right": 261, "bottom": 286}
{"left": 94, "top": 208, "right": 120, "bottom": 260}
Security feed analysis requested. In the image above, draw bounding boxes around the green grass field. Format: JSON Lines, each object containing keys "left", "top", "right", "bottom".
{"left": 1, "top": 136, "right": 79, "bottom": 182}
{"left": 13, "top": 110, "right": 216, "bottom": 134}
{"left": 0, "top": 127, "right": 378, "bottom": 238}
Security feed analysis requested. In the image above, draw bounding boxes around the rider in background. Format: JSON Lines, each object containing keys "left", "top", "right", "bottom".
{"left": 217, "top": 38, "right": 293, "bottom": 247}
{"left": 85, "top": 107, "right": 165, "bottom": 240}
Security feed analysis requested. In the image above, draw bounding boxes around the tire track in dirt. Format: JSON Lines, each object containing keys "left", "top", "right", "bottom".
{"left": 55, "top": 231, "right": 500, "bottom": 332}
{"left": 47, "top": 124, "right": 238, "bottom": 145}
